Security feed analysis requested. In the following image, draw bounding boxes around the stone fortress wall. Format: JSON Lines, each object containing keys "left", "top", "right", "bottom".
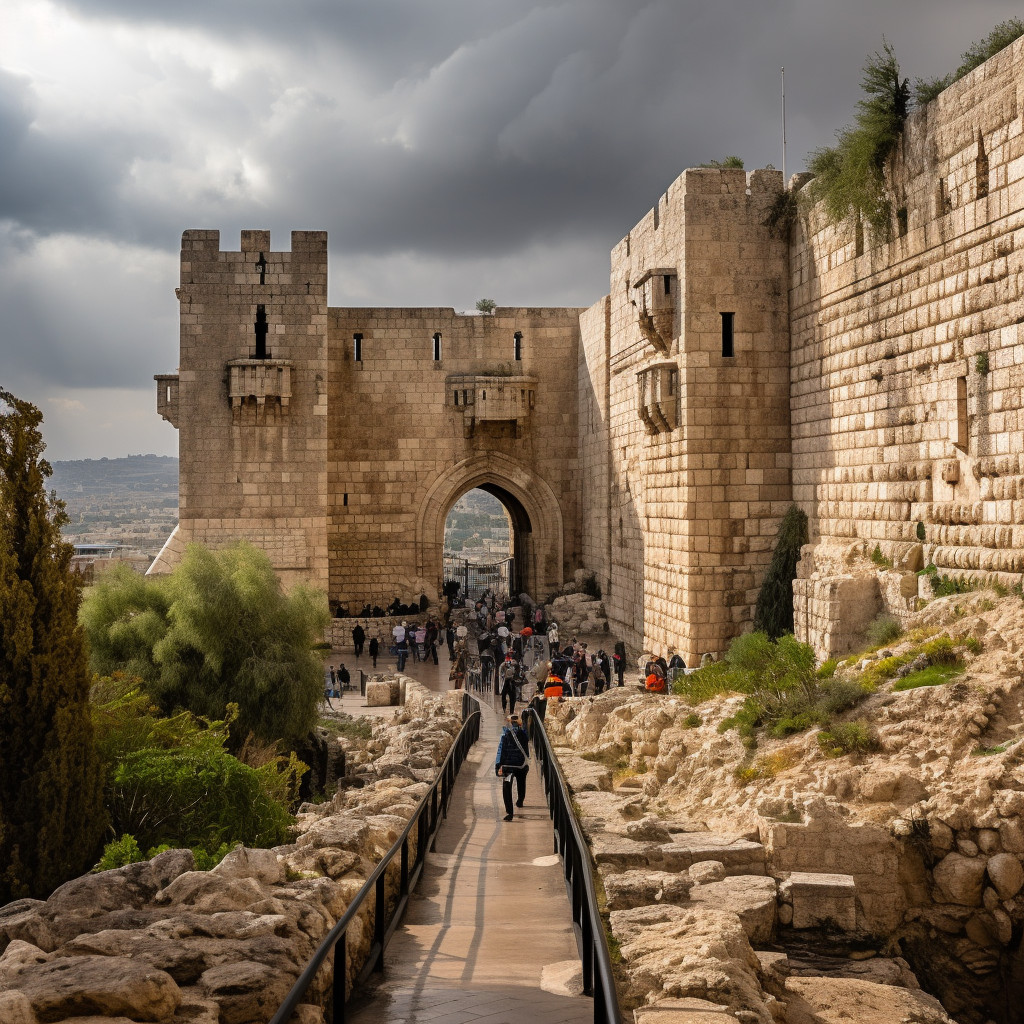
{"left": 579, "top": 167, "right": 791, "bottom": 665}
{"left": 154, "top": 38, "right": 1024, "bottom": 664}
{"left": 790, "top": 36, "right": 1024, "bottom": 655}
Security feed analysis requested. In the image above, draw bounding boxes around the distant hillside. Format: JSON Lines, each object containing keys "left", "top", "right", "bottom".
{"left": 49, "top": 455, "right": 178, "bottom": 498}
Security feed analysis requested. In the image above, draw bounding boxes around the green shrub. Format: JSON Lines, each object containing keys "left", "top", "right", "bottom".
{"left": 865, "top": 614, "right": 903, "bottom": 647}
{"left": 716, "top": 633, "right": 870, "bottom": 738}
{"left": 976, "top": 352, "right": 990, "bottom": 376}
{"left": 683, "top": 713, "right": 703, "bottom": 728}
{"left": 108, "top": 746, "right": 293, "bottom": 854}
{"left": 806, "top": 41, "right": 911, "bottom": 234}
{"left": 916, "top": 20, "right": 1024, "bottom": 105}
{"left": 763, "top": 189, "right": 799, "bottom": 239}
{"left": 701, "top": 156, "right": 744, "bottom": 168}
{"left": 97, "top": 834, "right": 146, "bottom": 871}
{"left": 82, "top": 542, "right": 329, "bottom": 745}
{"left": 916, "top": 522, "right": 926, "bottom": 542}
{"left": 892, "top": 664, "right": 964, "bottom": 691}
{"left": 753, "top": 505, "right": 809, "bottom": 639}
{"left": 929, "top": 572, "right": 979, "bottom": 597}
{"left": 870, "top": 545, "right": 894, "bottom": 569}
{"left": 817, "top": 721, "right": 878, "bottom": 757}
{"left": 923, "top": 635, "right": 959, "bottom": 665}
{"left": 321, "top": 717, "right": 374, "bottom": 741}
{"left": 816, "top": 658, "right": 838, "bottom": 679}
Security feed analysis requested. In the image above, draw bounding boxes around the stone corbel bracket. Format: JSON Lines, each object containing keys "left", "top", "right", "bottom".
{"left": 227, "top": 359, "right": 293, "bottom": 422}
{"left": 633, "top": 268, "right": 677, "bottom": 355}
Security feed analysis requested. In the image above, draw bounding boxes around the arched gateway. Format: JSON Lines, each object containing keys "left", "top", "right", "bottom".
{"left": 417, "top": 453, "right": 564, "bottom": 602}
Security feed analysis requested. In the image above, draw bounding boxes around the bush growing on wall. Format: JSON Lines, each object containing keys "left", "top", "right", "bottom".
{"left": 82, "top": 542, "right": 329, "bottom": 745}
{"left": 806, "top": 41, "right": 911, "bottom": 235}
{"left": 753, "top": 504, "right": 808, "bottom": 639}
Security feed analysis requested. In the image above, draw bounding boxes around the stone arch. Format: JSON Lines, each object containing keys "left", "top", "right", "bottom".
{"left": 416, "top": 453, "right": 564, "bottom": 602}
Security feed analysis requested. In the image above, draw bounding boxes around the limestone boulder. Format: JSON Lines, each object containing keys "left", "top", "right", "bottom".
{"left": 985, "top": 852, "right": 1024, "bottom": 900}
{"left": 610, "top": 904, "right": 772, "bottom": 1022}
{"left": 603, "top": 870, "right": 693, "bottom": 910}
{"left": 557, "top": 754, "right": 613, "bottom": 792}
{"left": 295, "top": 817, "right": 369, "bottom": 854}
{"left": 198, "top": 960, "right": 296, "bottom": 1024}
{"left": 633, "top": 999, "right": 737, "bottom": 1023}
{"left": 0, "top": 901, "right": 53, "bottom": 955}
{"left": 154, "top": 872, "right": 266, "bottom": 913}
{"left": 3, "top": 954, "right": 181, "bottom": 1022}
{"left": 689, "top": 860, "right": 726, "bottom": 884}
{"left": 0, "top": 991, "right": 37, "bottom": 1024}
{"left": 782, "top": 976, "right": 956, "bottom": 1024}
{"left": 625, "top": 816, "right": 672, "bottom": 843}
{"left": 689, "top": 875, "right": 777, "bottom": 944}
{"left": 932, "top": 853, "right": 987, "bottom": 906}
{"left": 212, "top": 846, "right": 286, "bottom": 886}
{"left": 150, "top": 849, "right": 196, "bottom": 889}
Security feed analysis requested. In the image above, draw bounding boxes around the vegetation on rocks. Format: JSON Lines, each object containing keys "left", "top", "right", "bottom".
{"left": 673, "top": 631, "right": 870, "bottom": 742}
{"left": 81, "top": 541, "right": 329, "bottom": 745}
{"left": 0, "top": 391, "right": 107, "bottom": 901}
{"left": 91, "top": 674, "right": 303, "bottom": 859}
{"left": 865, "top": 612, "right": 903, "bottom": 648}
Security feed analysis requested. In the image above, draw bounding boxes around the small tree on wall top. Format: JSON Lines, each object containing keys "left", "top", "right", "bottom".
{"left": 753, "top": 504, "right": 809, "bottom": 640}
{"left": 0, "top": 390, "right": 107, "bottom": 901}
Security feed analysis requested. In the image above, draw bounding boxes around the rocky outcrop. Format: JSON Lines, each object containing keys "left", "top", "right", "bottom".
{"left": 0, "top": 684, "right": 465, "bottom": 1024}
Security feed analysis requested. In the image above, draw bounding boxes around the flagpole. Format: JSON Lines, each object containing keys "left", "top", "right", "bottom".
{"left": 782, "top": 67, "right": 787, "bottom": 185}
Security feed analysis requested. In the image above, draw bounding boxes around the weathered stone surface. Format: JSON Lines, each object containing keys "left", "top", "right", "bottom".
{"left": 624, "top": 815, "right": 671, "bottom": 843}
{"left": 0, "top": 989, "right": 37, "bottom": 1024}
{"left": 603, "top": 870, "right": 692, "bottom": 911}
{"left": 660, "top": 837, "right": 765, "bottom": 876}
{"left": 782, "top": 873, "right": 856, "bottom": 931}
{"left": 985, "top": 852, "right": 1024, "bottom": 900}
{"left": 633, "top": 997, "right": 737, "bottom": 1023}
{"left": 688, "top": 861, "right": 726, "bottom": 884}
{"left": 933, "top": 853, "right": 987, "bottom": 907}
{"left": 150, "top": 849, "right": 195, "bottom": 889}
{"left": 155, "top": 872, "right": 266, "bottom": 913}
{"left": 212, "top": 846, "right": 286, "bottom": 886}
{"left": 539, "top": 959, "right": 583, "bottom": 997}
{"left": 198, "top": 960, "right": 295, "bottom": 1024}
{"left": 610, "top": 904, "right": 772, "bottom": 1022}
{"left": 689, "top": 876, "right": 777, "bottom": 944}
{"left": 557, "top": 754, "right": 613, "bottom": 792}
{"left": 4, "top": 954, "right": 180, "bottom": 1022}
{"left": 782, "top": 976, "right": 956, "bottom": 1024}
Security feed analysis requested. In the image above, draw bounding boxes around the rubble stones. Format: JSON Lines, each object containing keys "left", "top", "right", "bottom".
{"left": 603, "top": 871, "right": 693, "bottom": 911}
{"left": 688, "top": 876, "right": 777, "bottom": 944}
{"left": 985, "top": 853, "right": 1024, "bottom": 900}
{"left": 933, "top": 854, "right": 987, "bottom": 906}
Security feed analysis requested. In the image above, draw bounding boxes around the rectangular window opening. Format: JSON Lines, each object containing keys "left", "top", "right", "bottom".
{"left": 955, "top": 376, "right": 968, "bottom": 453}
{"left": 343, "top": 493, "right": 348, "bottom": 507}
{"left": 663, "top": 274, "right": 671, "bottom": 295}
{"left": 432, "top": 332, "right": 442, "bottom": 361}
{"left": 453, "top": 391, "right": 459, "bottom": 406}
{"left": 462, "top": 389, "right": 469, "bottom": 406}
{"left": 855, "top": 218, "right": 865, "bottom": 257}
{"left": 721, "top": 312, "right": 735, "bottom": 358}
{"left": 513, "top": 331, "right": 523, "bottom": 361}
{"left": 255, "top": 304, "right": 268, "bottom": 359}
{"left": 897, "top": 207, "right": 908, "bottom": 237}
{"left": 353, "top": 332, "right": 363, "bottom": 362}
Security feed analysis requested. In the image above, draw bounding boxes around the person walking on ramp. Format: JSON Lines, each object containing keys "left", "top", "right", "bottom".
{"left": 494, "top": 713, "right": 530, "bottom": 822}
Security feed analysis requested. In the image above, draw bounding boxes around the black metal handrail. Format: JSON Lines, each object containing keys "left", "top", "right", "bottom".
{"left": 270, "top": 691, "right": 482, "bottom": 1024}
{"left": 524, "top": 708, "right": 623, "bottom": 1024}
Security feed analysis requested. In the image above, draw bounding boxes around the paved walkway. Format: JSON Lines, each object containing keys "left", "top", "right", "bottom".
{"left": 345, "top": 696, "right": 592, "bottom": 1024}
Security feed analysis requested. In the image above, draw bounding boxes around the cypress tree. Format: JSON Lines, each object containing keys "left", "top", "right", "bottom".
{"left": 752, "top": 504, "right": 809, "bottom": 640}
{"left": 0, "top": 390, "right": 107, "bottom": 901}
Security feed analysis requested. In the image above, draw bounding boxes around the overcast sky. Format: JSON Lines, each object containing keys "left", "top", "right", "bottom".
{"left": 1, "top": 0, "right": 1019, "bottom": 459}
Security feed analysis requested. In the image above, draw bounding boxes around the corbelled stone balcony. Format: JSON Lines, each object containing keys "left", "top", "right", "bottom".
{"left": 446, "top": 374, "right": 538, "bottom": 438}
{"left": 227, "top": 359, "right": 293, "bottom": 420}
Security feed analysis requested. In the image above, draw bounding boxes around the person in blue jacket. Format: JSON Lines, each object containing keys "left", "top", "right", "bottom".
{"left": 494, "top": 714, "right": 530, "bottom": 821}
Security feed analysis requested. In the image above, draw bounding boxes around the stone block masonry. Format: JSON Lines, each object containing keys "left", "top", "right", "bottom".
{"left": 154, "top": 39, "right": 1024, "bottom": 665}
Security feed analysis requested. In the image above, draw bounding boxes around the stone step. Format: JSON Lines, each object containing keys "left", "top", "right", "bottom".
{"left": 592, "top": 832, "right": 766, "bottom": 875}
{"left": 780, "top": 871, "right": 857, "bottom": 930}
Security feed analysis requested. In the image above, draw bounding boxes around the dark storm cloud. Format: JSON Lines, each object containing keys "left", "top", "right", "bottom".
{"left": 1, "top": 0, "right": 1022, "bottom": 443}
